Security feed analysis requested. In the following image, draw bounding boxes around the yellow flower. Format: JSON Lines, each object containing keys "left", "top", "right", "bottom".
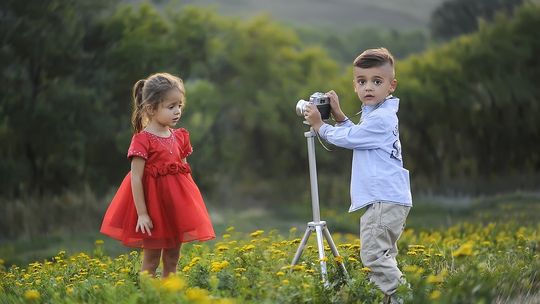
{"left": 427, "top": 274, "right": 444, "bottom": 284}
{"left": 240, "top": 244, "right": 255, "bottom": 252}
{"left": 452, "top": 242, "right": 474, "bottom": 257}
{"left": 24, "top": 290, "right": 40, "bottom": 300}
{"left": 186, "top": 287, "right": 210, "bottom": 302}
{"left": 217, "top": 245, "right": 229, "bottom": 252}
{"left": 66, "top": 287, "right": 74, "bottom": 295}
{"left": 222, "top": 234, "right": 231, "bottom": 239}
{"left": 348, "top": 257, "right": 358, "bottom": 263}
{"left": 162, "top": 275, "right": 185, "bottom": 292}
{"left": 292, "top": 265, "right": 306, "bottom": 272}
{"left": 361, "top": 267, "right": 371, "bottom": 273}
{"left": 334, "top": 256, "right": 344, "bottom": 263}
{"left": 250, "top": 230, "right": 264, "bottom": 237}
{"left": 95, "top": 240, "right": 104, "bottom": 245}
{"left": 226, "top": 226, "right": 235, "bottom": 232}
{"left": 403, "top": 265, "right": 424, "bottom": 275}
{"left": 0, "top": 259, "right": 4, "bottom": 265}
{"left": 282, "top": 280, "right": 290, "bottom": 285}
{"left": 430, "top": 290, "right": 441, "bottom": 300}
{"left": 210, "top": 261, "right": 230, "bottom": 272}
{"left": 276, "top": 271, "right": 285, "bottom": 276}
{"left": 189, "top": 257, "right": 202, "bottom": 266}
{"left": 319, "top": 257, "right": 328, "bottom": 262}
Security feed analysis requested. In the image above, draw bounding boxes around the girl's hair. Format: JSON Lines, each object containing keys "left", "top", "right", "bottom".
{"left": 131, "top": 73, "right": 185, "bottom": 133}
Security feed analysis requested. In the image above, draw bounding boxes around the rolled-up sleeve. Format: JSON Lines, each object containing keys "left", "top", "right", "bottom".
{"left": 318, "top": 116, "right": 386, "bottom": 150}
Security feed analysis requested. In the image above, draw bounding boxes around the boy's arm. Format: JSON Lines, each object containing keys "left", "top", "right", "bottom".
{"left": 318, "top": 116, "right": 386, "bottom": 150}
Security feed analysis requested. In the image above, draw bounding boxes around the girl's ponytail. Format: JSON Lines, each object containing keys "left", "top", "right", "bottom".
{"left": 131, "top": 79, "right": 146, "bottom": 133}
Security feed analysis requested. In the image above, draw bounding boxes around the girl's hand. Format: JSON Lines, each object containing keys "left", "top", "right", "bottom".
{"left": 136, "top": 214, "right": 153, "bottom": 236}
{"left": 326, "top": 90, "right": 346, "bottom": 122}
{"left": 304, "top": 104, "right": 323, "bottom": 131}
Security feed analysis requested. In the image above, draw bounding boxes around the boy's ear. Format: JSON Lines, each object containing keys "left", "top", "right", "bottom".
{"left": 352, "top": 79, "right": 357, "bottom": 93}
{"left": 390, "top": 79, "right": 397, "bottom": 93}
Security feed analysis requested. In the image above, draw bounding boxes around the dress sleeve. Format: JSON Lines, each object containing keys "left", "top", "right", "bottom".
{"left": 175, "top": 128, "right": 193, "bottom": 158}
{"left": 127, "top": 132, "right": 149, "bottom": 160}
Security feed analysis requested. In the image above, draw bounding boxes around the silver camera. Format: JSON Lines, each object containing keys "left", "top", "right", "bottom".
{"left": 296, "top": 92, "right": 331, "bottom": 120}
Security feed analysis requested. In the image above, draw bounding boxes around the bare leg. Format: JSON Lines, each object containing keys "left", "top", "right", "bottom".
{"left": 162, "top": 245, "right": 181, "bottom": 277}
{"left": 141, "top": 248, "right": 162, "bottom": 277}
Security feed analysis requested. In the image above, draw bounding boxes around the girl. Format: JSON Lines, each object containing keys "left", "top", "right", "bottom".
{"left": 101, "top": 73, "right": 215, "bottom": 277}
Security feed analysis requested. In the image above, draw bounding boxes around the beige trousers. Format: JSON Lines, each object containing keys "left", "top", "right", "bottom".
{"left": 360, "top": 202, "right": 410, "bottom": 295}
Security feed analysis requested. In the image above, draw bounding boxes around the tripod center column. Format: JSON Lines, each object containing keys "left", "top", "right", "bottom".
{"left": 305, "top": 127, "right": 321, "bottom": 223}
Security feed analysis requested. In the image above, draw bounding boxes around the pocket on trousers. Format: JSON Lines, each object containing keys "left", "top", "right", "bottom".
{"left": 362, "top": 226, "right": 386, "bottom": 256}
{"left": 380, "top": 204, "right": 408, "bottom": 232}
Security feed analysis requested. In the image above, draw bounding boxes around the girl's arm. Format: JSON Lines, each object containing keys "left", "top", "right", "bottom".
{"left": 131, "top": 157, "right": 153, "bottom": 235}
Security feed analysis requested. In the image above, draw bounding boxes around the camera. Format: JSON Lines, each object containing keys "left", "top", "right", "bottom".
{"left": 296, "top": 92, "right": 331, "bottom": 120}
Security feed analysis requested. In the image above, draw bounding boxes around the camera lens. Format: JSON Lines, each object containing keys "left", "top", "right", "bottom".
{"left": 296, "top": 99, "right": 308, "bottom": 117}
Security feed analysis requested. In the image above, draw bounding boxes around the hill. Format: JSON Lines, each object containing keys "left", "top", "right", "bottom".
{"left": 166, "top": 0, "right": 445, "bottom": 32}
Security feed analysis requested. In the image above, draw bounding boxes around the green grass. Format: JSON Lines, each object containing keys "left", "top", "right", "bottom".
{"left": 2, "top": 192, "right": 539, "bottom": 267}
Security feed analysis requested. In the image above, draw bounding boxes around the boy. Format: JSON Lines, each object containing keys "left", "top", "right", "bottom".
{"left": 304, "top": 48, "right": 412, "bottom": 304}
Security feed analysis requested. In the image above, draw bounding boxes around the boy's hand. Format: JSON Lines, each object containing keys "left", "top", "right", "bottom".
{"left": 304, "top": 104, "right": 324, "bottom": 131}
{"left": 136, "top": 214, "right": 153, "bottom": 236}
{"left": 326, "top": 90, "right": 347, "bottom": 122}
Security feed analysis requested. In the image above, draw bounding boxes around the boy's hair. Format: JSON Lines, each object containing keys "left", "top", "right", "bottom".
{"left": 131, "top": 73, "right": 185, "bottom": 133}
{"left": 353, "top": 48, "right": 395, "bottom": 76}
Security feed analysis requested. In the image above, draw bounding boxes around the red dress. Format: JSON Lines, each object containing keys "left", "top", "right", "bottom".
{"left": 100, "top": 128, "right": 215, "bottom": 249}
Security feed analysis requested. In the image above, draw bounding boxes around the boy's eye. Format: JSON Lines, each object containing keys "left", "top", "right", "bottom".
{"left": 357, "top": 80, "right": 366, "bottom": 85}
{"left": 374, "top": 80, "right": 383, "bottom": 85}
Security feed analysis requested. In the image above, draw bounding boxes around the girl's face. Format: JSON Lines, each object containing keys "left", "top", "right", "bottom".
{"left": 353, "top": 63, "right": 397, "bottom": 106}
{"left": 149, "top": 88, "right": 184, "bottom": 128}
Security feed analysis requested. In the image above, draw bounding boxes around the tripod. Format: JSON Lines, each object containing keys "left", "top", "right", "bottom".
{"left": 291, "top": 126, "right": 349, "bottom": 287}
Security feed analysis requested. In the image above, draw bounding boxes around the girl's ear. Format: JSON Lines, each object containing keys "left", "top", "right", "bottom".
{"left": 144, "top": 104, "right": 154, "bottom": 116}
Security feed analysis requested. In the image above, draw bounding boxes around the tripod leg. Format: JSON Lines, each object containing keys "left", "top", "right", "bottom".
{"left": 291, "top": 227, "right": 312, "bottom": 266}
{"left": 323, "top": 226, "right": 349, "bottom": 279}
{"left": 315, "top": 225, "right": 329, "bottom": 287}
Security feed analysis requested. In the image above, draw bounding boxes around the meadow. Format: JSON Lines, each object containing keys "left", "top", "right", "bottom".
{"left": 1, "top": 194, "right": 539, "bottom": 303}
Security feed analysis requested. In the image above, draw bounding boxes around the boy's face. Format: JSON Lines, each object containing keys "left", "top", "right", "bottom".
{"left": 353, "top": 63, "right": 397, "bottom": 106}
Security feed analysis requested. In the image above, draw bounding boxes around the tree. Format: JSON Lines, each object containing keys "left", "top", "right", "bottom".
{"left": 430, "top": 0, "right": 524, "bottom": 41}
{"left": 0, "top": 0, "right": 116, "bottom": 196}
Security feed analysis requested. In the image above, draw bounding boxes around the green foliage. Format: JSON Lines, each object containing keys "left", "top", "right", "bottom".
{"left": 395, "top": 4, "right": 540, "bottom": 193}
{"left": 430, "top": 0, "right": 525, "bottom": 41}
{"left": 1, "top": 222, "right": 539, "bottom": 303}
{"left": 297, "top": 27, "right": 429, "bottom": 63}
{"left": 0, "top": 0, "right": 117, "bottom": 195}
